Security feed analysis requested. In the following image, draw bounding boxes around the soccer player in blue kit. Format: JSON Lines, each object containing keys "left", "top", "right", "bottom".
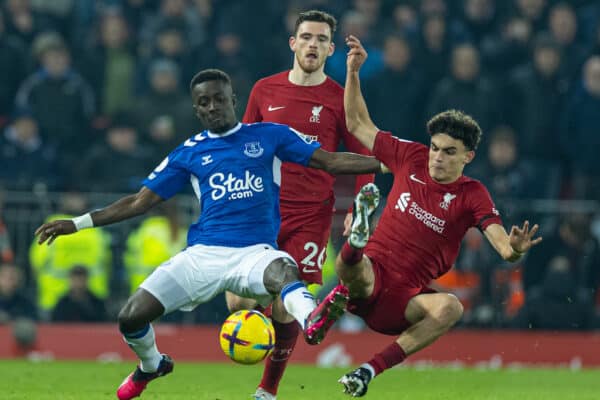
{"left": 35, "top": 69, "right": 383, "bottom": 400}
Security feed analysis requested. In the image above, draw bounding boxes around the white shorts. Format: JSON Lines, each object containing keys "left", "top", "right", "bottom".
{"left": 139, "top": 243, "right": 294, "bottom": 314}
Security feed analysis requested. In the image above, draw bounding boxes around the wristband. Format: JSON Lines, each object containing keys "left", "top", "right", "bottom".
{"left": 72, "top": 213, "right": 94, "bottom": 231}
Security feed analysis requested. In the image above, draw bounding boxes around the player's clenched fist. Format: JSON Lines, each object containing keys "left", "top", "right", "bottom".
{"left": 35, "top": 220, "right": 77, "bottom": 245}
{"left": 346, "top": 35, "right": 367, "bottom": 72}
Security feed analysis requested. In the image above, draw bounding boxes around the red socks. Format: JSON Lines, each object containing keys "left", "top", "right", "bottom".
{"left": 258, "top": 320, "right": 299, "bottom": 395}
{"left": 367, "top": 342, "right": 407, "bottom": 376}
{"left": 340, "top": 241, "right": 364, "bottom": 265}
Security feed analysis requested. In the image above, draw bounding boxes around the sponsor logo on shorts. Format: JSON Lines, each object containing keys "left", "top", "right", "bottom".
{"left": 209, "top": 170, "right": 264, "bottom": 200}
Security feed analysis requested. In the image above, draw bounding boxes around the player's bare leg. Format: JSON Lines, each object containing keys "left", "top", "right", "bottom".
{"left": 398, "top": 293, "right": 464, "bottom": 354}
{"left": 339, "top": 293, "right": 463, "bottom": 397}
{"left": 225, "top": 291, "right": 259, "bottom": 313}
{"left": 116, "top": 289, "right": 174, "bottom": 400}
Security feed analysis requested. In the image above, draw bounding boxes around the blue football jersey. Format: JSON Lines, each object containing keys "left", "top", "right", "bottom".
{"left": 143, "top": 122, "right": 320, "bottom": 248}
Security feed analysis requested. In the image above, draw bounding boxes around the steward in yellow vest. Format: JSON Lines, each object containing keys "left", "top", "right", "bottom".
{"left": 29, "top": 213, "right": 111, "bottom": 312}
{"left": 123, "top": 215, "right": 186, "bottom": 294}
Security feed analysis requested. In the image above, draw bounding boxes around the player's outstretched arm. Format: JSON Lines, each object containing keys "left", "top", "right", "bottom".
{"left": 483, "top": 221, "right": 543, "bottom": 262}
{"left": 35, "top": 186, "right": 163, "bottom": 245}
{"left": 308, "top": 148, "right": 382, "bottom": 175}
{"left": 344, "top": 35, "right": 379, "bottom": 151}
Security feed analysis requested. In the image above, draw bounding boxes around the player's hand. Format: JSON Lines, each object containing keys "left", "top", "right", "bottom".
{"left": 346, "top": 35, "right": 368, "bottom": 72}
{"left": 342, "top": 212, "right": 353, "bottom": 236}
{"left": 509, "top": 220, "right": 542, "bottom": 254}
{"left": 35, "top": 220, "right": 77, "bottom": 245}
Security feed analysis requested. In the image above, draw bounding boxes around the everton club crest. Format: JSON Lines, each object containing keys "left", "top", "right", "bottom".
{"left": 243, "top": 142, "right": 264, "bottom": 158}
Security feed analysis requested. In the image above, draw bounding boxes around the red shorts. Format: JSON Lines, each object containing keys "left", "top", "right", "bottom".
{"left": 278, "top": 200, "right": 334, "bottom": 285}
{"left": 346, "top": 255, "right": 436, "bottom": 335}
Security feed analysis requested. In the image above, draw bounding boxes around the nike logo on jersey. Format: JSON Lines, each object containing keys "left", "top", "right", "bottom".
{"left": 268, "top": 105, "right": 285, "bottom": 111}
{"left": 409, "top": 174, "right": 426, "bottom": 185}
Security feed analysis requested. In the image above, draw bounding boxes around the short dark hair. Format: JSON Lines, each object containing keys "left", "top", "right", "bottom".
{"left": 189, "top": 69, "right": 232, "bottom": 92}
{"left": 69, "top": 265, "right": 89, "bottom": 277}
{"left": 426, "top": 110, "right": 482, "bottom": 151}
{"left": 294, "top": 10, "right": 337, "bottom": 37}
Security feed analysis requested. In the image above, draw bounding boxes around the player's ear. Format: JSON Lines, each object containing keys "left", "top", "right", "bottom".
{"left": 464, "top": 150, "right": 475, "bottom": 164}
{"left": 328, "top": 41, "right": 335, "bottom": 56}
{"left": 231, "top": 93, "right": 237, "bottom": 107}
{"left": 289, "top": 35, "right": 296, "bottom": 51}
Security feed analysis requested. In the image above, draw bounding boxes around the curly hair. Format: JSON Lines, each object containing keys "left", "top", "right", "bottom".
{"left": 426, "top": 110, "right": 482, "bottom": 151}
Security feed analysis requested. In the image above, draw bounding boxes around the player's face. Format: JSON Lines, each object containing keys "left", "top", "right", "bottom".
{"left": 290, "top": 21, "right": 335, "bottom": 73}
{"left": 191, "top": 80, "right": 237, "bottom": 133}
{"left": 428, "top": 134, "right": 475, "bottom": 183}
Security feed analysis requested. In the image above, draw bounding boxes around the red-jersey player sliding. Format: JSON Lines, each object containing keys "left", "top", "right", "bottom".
{"left": 224, "top": 10, "right": 373, "bottom": 400}
{"left": 333, "top": 35, "right": 543, "bottom": 397}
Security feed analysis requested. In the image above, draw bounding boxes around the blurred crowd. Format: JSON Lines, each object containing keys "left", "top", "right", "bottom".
{"left": 1, "top": 0, "right": 600, "bottom": 338}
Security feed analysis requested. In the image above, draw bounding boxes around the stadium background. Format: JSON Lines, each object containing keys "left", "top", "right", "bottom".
{"left": 1, "top": 0, "right": 600, "bottom": 365}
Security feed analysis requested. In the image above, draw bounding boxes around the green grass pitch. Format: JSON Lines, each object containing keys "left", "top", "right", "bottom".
{"left": 1, "top": 360, "right": 598, "bottom": 399}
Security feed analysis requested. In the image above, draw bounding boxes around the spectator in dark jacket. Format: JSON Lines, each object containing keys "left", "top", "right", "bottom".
{"left": 77, "top": 112, "right": 152, "bottom": 192}
{"left": 132, "top": 58, "right": 197, "bottom": 157}
{"left": 51, "top": 265, "right": 107, "bottom": 322}
{"left": 0, "top": 263, "right": 37, "bottom": 322}
{"left": 426, "top": 43, "right": 499, "bottom": 133}
{"left": 523, "top": 213, "right": 600, "bottom": 301}
{"left": 559, "top": 56, "right": 600, "bottom": 199}
{"left": 511, "top": 257, "right": 595, "bottom": 330}
{"left": 0, "top": 111, "right": 61, "bottom": 191}
{"left": 15, "top": 32, "right": 95, "bottom": 182}
{"left": 506, "top": 34, "right": 569, "bottom": 162}
{"left": 0, "top": 9, "right": 28, "bottom": 122}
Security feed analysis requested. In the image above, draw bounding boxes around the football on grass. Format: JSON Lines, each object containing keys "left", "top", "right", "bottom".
{"left": 219, "top": 310, "right": 275, "bottom": 365}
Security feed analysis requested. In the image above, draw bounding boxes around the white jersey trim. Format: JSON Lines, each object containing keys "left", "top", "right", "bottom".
{"left": 207, "top": 122, "right": 242, "bottom": 138}
{"left": 272, "top": 157, "right": 282, "bottom": 186}
{"left": 190, "top": 174, "right": 202, "bottom": 212}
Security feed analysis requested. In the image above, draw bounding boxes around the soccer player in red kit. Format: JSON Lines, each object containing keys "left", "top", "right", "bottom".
{"left": 224, "top": 11, "right": 373, "bottom": 400}
{"left": 333, "top": 35, "right": 543, "bottom": 397}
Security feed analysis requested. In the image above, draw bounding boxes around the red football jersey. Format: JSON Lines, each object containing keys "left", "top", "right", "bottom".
{"left": 366, "top": 131, "right": 503, "bottom": 287}
{"left": 243, "top": 71, "right": 373, "bottom": 205}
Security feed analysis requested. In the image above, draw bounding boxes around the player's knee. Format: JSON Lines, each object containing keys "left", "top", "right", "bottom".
{"left": 118, "top": 302, "right": 140, "bottom": 333}
{"left": 263, "top": 257, "right": 300, "bottom": 294}
{"left": 118, "top": 291, "right": 163, "bottom": 333}
{"left": 436, "top": 294, "right": 464, "bottom": 326}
